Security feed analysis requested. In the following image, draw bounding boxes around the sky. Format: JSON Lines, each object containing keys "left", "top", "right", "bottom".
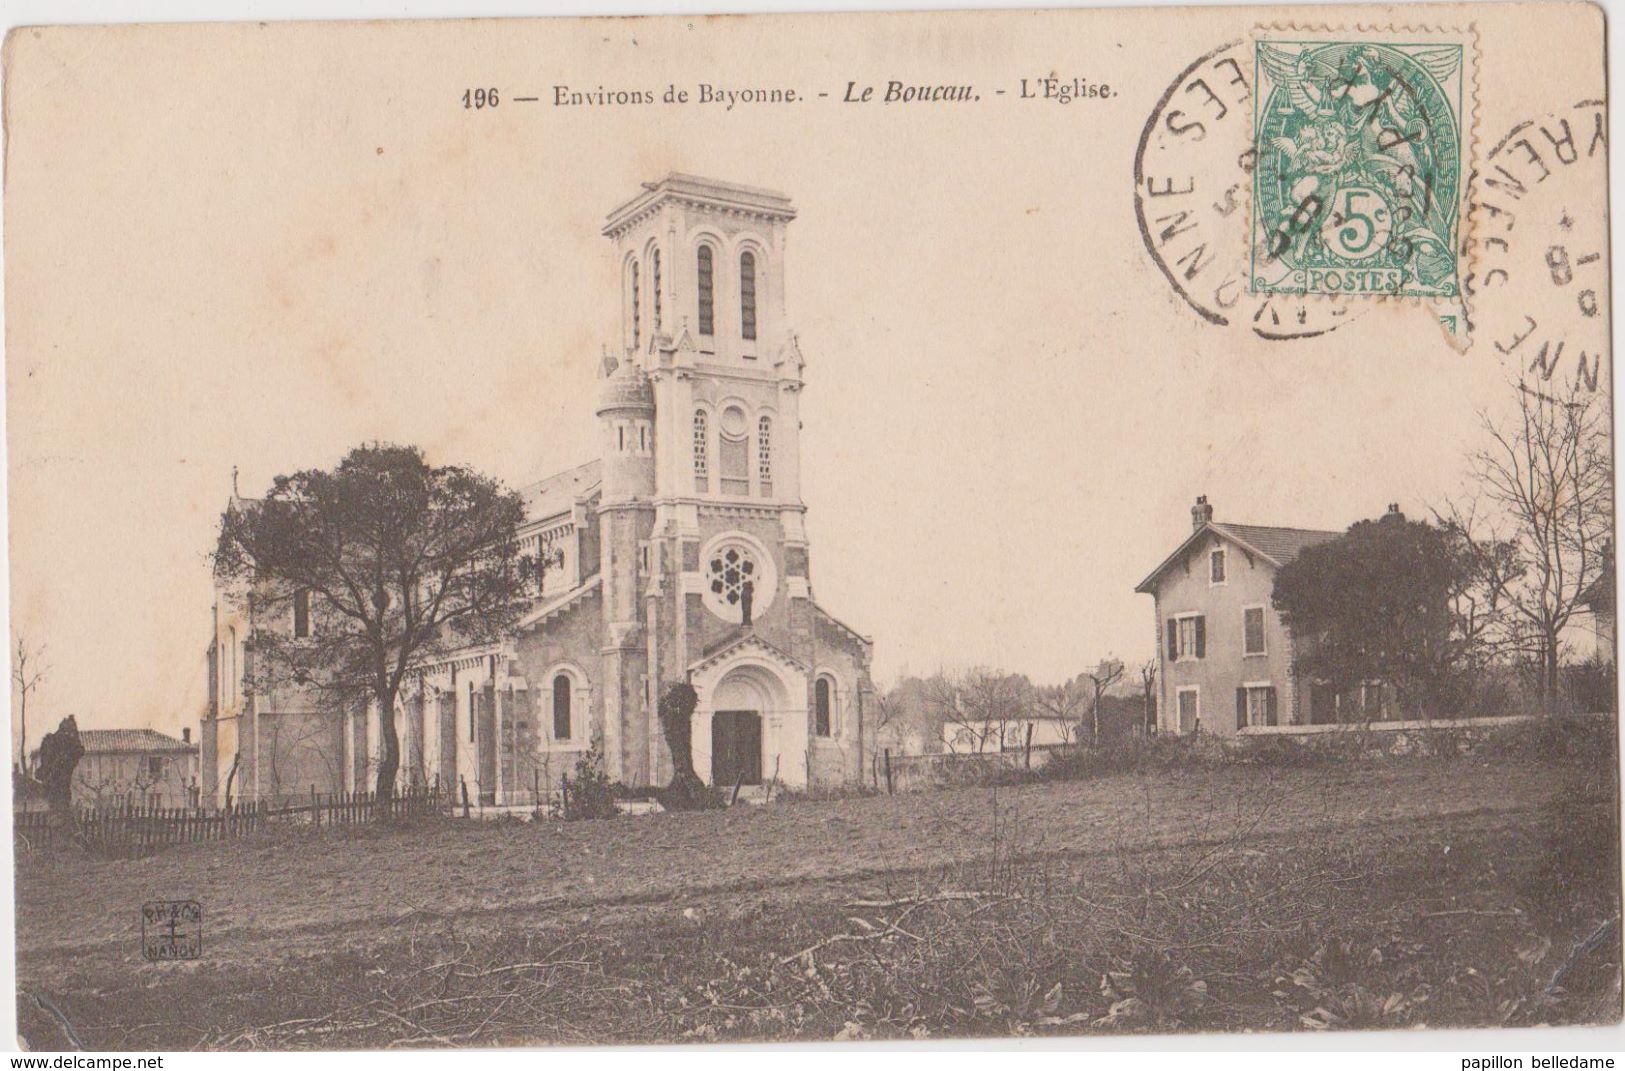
{"left": 4, "top": 9, "right": 1600, "bottom": 745}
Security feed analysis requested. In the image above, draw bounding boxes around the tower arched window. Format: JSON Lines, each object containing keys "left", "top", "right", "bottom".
{"left": 697, "top": 245, "right": 715, "bottom": 336}
{"left": 740, "top": 251, "right": 757, "bottom": 341}
{"left": 629, "top": 258, "right": 641, "bottom": 350}
{"left": 757, "top": 416, "right": 773, "bottom": 497}
{"left": 693, "top": 410, "right": 709, "bottom": 492}
{"left": 815, "top": 677, "right": 833, "bottom": 737}
{"left": 651, "top": 249, "right": 662, "bottom": 332}
{"left": 553, "top": 674, "right": 573, "bottom": 740}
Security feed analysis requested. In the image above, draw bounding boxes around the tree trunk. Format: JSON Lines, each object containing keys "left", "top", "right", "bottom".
{"left": 1542, "top": 638, "right": 1561, "bottom": 713}
{"left": 374, "top": 679, "right": 401, "bottom": 799}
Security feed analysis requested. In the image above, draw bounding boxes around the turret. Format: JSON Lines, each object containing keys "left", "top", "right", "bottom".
{"left": 596, "top": 355, "right": 655, "bottom": 504}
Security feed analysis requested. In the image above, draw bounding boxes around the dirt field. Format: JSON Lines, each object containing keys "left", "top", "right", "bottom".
{"left": 15, "top": 756, "right": 1622, "bottom": 1048}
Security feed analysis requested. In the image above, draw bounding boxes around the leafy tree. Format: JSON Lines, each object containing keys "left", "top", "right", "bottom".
{"left": 1272, "top": 512, "right": 1470, "bottom": 714}
{"left": 214, "top": 444, "right": 530, "bottom": 797}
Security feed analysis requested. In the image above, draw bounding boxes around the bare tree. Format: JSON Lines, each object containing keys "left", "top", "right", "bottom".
{"left": 926, "top": 668, "right": 1026, "bottom": 754}
{"left": 1031, "top": 677, "right": 1089, "bottom": 748}
{"left": 1088, "top": 658, "right": 1125, "bottom": 745}
{"left": 1139, "top": 658, "right": 1158, "bottom": 735}
{"left": 12, "top": 637, "right": 47, "bottom": 778}
{"left": 1441, "top": 381, "right": 1613, "bottom": 707}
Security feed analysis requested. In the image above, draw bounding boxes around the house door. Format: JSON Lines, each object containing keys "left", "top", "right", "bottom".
{"left": 711, "top": 710, "right": 762, "bottom": 787}
{"left": 1177, "top": 689, "right": 1199, "bottom": 734}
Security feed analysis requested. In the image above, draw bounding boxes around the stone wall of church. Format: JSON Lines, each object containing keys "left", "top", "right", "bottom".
{"left": 806, "top": 614, "right": 874, "bottom": 787}
{"left": 510, "top": 592, "right": 606, "bottom": 782}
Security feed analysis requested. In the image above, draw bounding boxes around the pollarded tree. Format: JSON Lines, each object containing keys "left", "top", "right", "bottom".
{"left": 215, "top": 444, "right": 530, "bottom": 797}
{"left": 1272, "top": 510, "right": 1471, "bottom": 716}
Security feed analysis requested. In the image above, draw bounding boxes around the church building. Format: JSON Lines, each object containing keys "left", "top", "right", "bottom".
{"left": 202, "top": 175, "right": 876, "bottom": 807}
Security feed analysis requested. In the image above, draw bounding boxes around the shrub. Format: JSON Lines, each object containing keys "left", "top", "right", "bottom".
{"left": 556, "top": 746, "right": 621, "bottom": 821}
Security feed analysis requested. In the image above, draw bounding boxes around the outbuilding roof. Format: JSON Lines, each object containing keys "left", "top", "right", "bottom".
{"left": 79, "top": 729, "right": 196, "bottom": 755}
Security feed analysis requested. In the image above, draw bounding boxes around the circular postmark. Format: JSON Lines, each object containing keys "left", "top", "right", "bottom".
{"left": 1134, "top": 40, "right": 1362, "bottom": 340}
{"left": 1469, "top": 99, "right": 1608, "bottom": 394}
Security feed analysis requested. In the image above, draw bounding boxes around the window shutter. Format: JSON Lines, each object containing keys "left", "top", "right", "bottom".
{"left": 1194, "top": 616, "right": 1206, "bottom": 658}
{"left": 1236, "top": 687, "right": 1247, "bottom": 730}
{"left": 1267, "top": 687, "right": 1279, "bottom": 726}
{"left": 1166, "top": 619, "right": 1177, "bottom": 660}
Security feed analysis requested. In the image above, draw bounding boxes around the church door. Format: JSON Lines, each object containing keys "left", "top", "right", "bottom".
{"left": 711, "top": 710, "right": 762, "bottom": 787}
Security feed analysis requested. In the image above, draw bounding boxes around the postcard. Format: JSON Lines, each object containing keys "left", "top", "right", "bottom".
{"left": 5, "top": 3, "right": 1618, "bottom": 1049}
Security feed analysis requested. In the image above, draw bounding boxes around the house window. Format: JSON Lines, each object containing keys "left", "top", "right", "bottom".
{"left": 148, "top": 756, "right": 163, "bottom": 780}
{"left": 740, "top": 252, "right": 757, "bottom": 342}
{"left": 629, "top": 258, "right": 640, "bottom": 350}
{"left": 697, "top": 245, "right": 715, "bottom": 336}
{"left": 1167, "top": 614, "right": 1206, "bottom": 661}
{"left": 1210, "top": 548, "right": 1226, "bottom": 584}
{"left": 293, "top": 589, "right": 310, "bottom": 638}
{"left": 1243, "top": 606, "right": 1266, "bottom": 656}
{"left": 651, "top": 249, "right": 662, "bottom": 331}
{"left": 757, "top": 416, "right": 773, "bottom": 496}
{"left": 693, "top": 410, "right": 709, "bottom": 491}
{"left": 553, "top": 674, "right": 572, "bottom": 740}
{"left": 814, "top": 677, "right": 833, "bottom": 736}
{"left": 1238, "top": 685, "right": 1278, "bottom": 729}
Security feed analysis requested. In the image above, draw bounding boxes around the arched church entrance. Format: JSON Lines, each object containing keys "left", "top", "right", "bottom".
{"left": 703, "top": 662, "right": 791, "bottom": 788}
{"left": 711, "top": 711, "right": 762, "bottom": 787}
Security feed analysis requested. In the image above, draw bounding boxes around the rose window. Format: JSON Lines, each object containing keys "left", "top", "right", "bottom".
{"left": 707, "top": 546, "right": 757, "bottom": 608}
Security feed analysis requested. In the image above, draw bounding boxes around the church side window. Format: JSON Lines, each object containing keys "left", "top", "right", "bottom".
{"left": 815, "top": 677, "right": 833, "bottom": 736}
{"left": 757, "top": 416, "right": 773, "bottom": 497}
{"left": 651, "top": 249, "right": 662, "bottom": 332}
{"left": 629, "top": 259, "right": 641, "bottom": 350}
{"left": 697, "top": 245, "right": 714, "bottom": 336}
{"left": 293, "top": 589, "right": 310, "bottom": 638}
{"left": 740, "top": 252, "right": 757, "bottom": 342}
{"left": 553, "top": 674, "right": 572, "bottom": 740}
{"left": 719, "top": 406, "right": 749, "bottom": 495}
{"left": 693, "top": 410, "right": 709, "bottom": 491}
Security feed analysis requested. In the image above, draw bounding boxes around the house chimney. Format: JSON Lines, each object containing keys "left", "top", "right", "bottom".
{"left": 1191, "top": 495, "right": 1214, "bottom": 530}
{"left": 182, "top": 727, "right": 192, "bottom": 744}
{"left": 1383, "top": 502, "right": 1404, "bottom": 523}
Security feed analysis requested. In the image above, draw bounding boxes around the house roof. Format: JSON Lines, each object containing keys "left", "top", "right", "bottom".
{"left": 1135, "top": 522, "right": 1340, "bottom": 593}
{"left": 516, "top": 459, "right": 601, "bottom": 525}
{"left": 1579, "top": 559, "right": 1615, "bottom": 614}
{"left": 79, "top": 729, "right": 196, "bottom": 755}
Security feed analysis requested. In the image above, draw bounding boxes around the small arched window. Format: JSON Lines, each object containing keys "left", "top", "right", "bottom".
{"left": 740, "top": 252, "right": 757, "bottom": 341}
{"left": 553, "top": 674, "right": 573, "bottom": 740}
{"left": 629, "top": 258, "right": 641, "bottom": 350}
{"left": 651, "top": 249, "right": 662, "bottom": 332}
{"left": 815, "top": 677, "right": 833, "bottom": 737}
{"left": 697, "top": 245, "right": 715, "bottom": 336}
{"left": 757, "top": 416, "right": 773, "bottom": 496}
{"left": 693, "top": 410, "right": 709, "bottom": 491}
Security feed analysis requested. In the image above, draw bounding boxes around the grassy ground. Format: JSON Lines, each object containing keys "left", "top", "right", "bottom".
{"left": 14, "top": 755, "right": 1621, "bottom": 1048}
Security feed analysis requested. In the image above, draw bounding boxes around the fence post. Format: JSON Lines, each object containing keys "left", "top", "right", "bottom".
{"left": 884, "top": 748, "right": 894, "bottom": 795}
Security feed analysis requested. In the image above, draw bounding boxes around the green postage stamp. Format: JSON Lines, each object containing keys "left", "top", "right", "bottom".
{"left": 1250, "top": 29, "right": 1477, "bottom": 303}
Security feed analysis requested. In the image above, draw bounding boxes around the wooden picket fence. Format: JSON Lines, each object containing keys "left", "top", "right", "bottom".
{"left": 14, "top": 787, "right": 446, "bottom": 856}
